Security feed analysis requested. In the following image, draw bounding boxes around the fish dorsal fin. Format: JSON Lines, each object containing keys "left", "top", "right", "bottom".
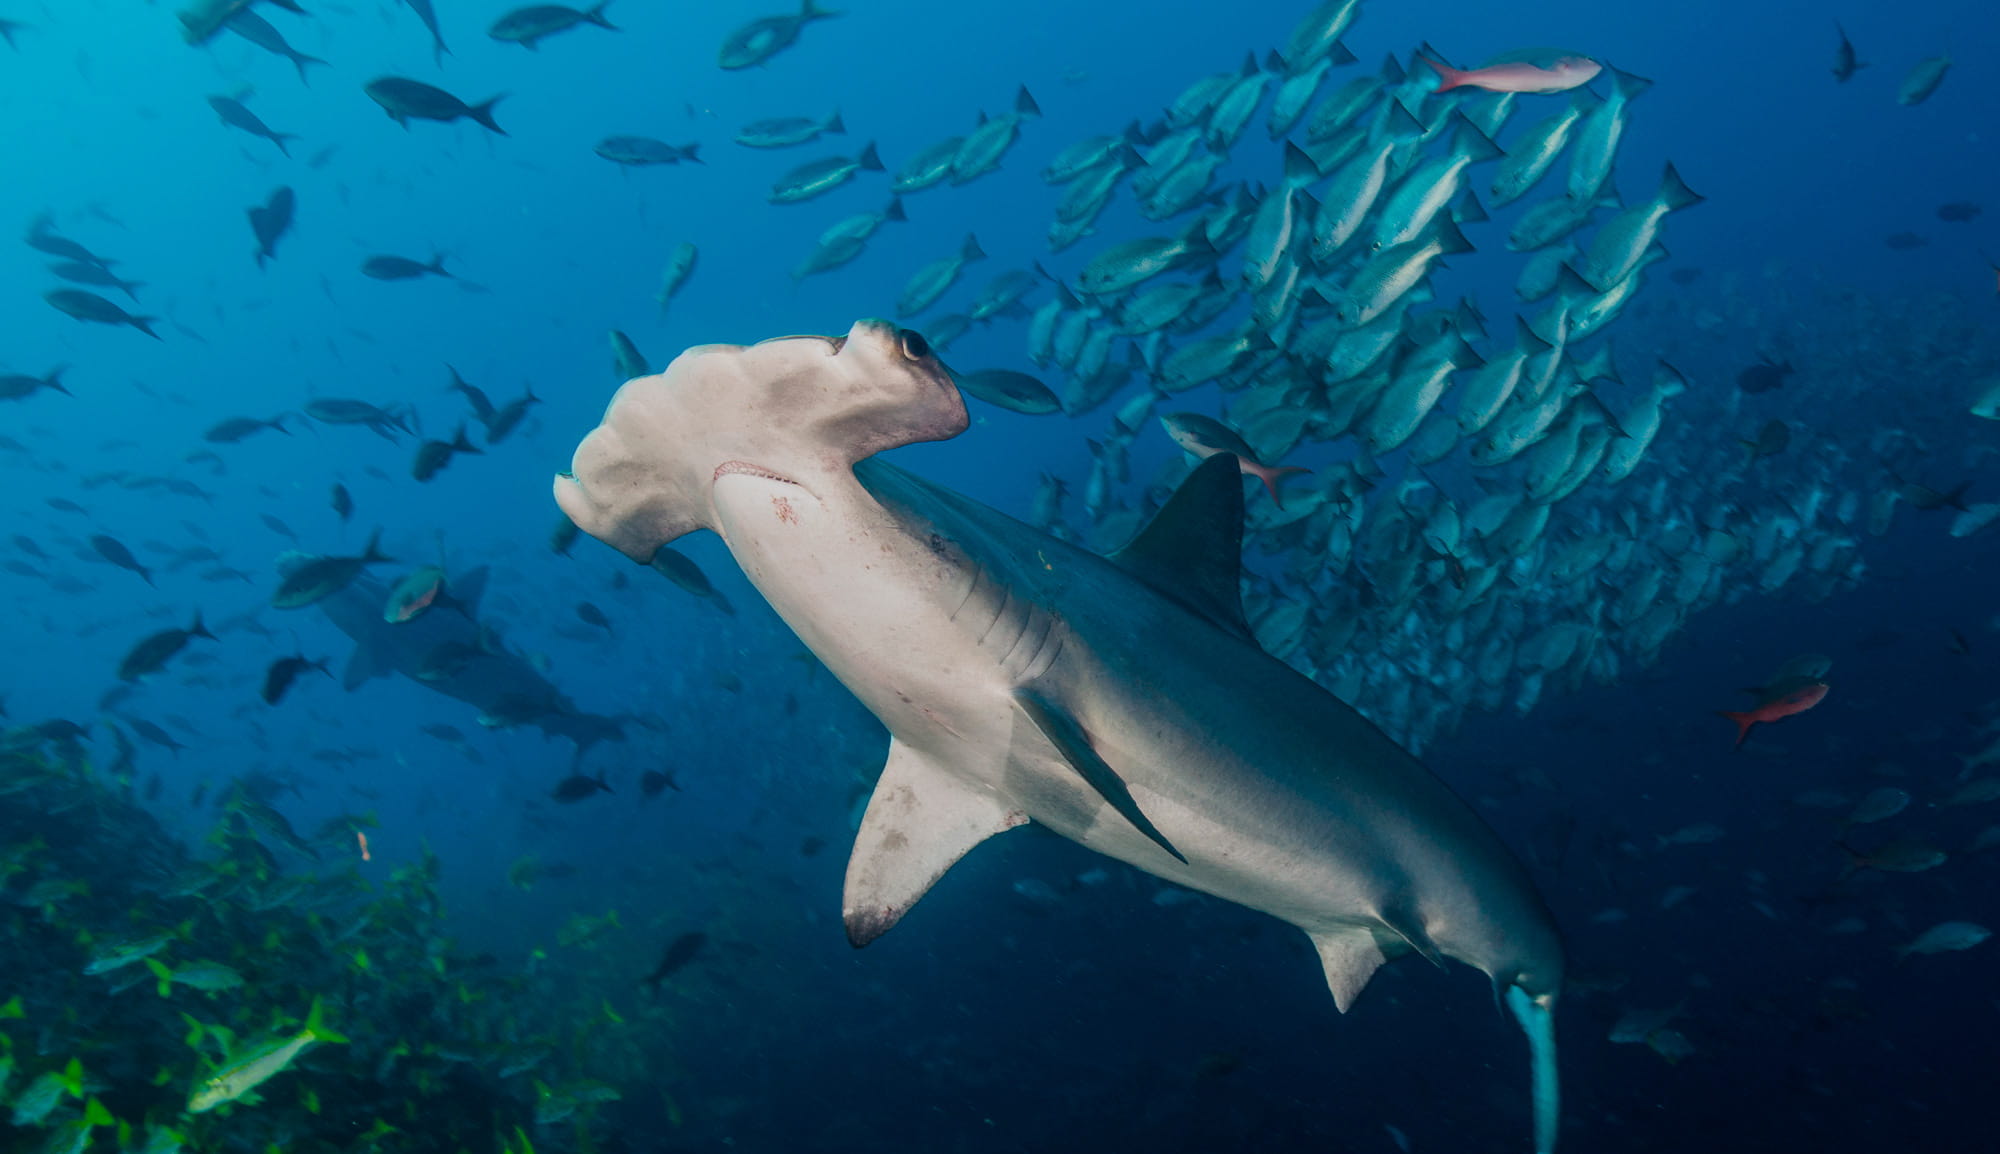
{"left": 452, "top": 565, "right": 491, "bottom": 617}
{"left": 1309, "top": 928, "right": 1389, "bottom": 1012}
{"left": 341, "top": 639, "right": 393, "bottom": 691}
{"left": 1015, "top": 690, "right": 1186, "bottom": 864}
{"left": 1107, "top": 453, "right": 1254, "bottom": 641}
{"left": 843, "top": 740, "right": 1028, "bottom": 947}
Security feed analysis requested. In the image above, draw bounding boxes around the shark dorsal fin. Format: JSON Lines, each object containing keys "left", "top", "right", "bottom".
{"left": 452, "top": 565, "right": 491, "bottom": 617}
{"left": 1108, "top": 453, "right": 1254, "bottom": 641}
{"left": 843, "top": 740, "right": 1028, "bottom": 947}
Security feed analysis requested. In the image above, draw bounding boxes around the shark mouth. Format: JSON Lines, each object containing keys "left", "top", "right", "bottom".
{"left": 714, "top": 460, "right": 802, "bottom": 486}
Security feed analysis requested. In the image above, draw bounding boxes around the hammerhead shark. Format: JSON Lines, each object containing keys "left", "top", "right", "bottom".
{"left": 555, "top": 319, "right": 1566, "bottom": 1152}
{"left": 302, "top": 562, "right": 628, "bottom": 757}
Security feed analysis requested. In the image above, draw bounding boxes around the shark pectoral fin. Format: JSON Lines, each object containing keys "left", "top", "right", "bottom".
{"left": 1504, "top": 985, "right": 1561, "bottom": 1154}
{"left": 843, "top": 740, "right": 1027, "bottom": 948}
{"left": 341, "top": 639, "right": 393, "bottom": 690}
{"left": 1309, "top": 928, "right": 1387, "bottom": 1013}
{"left": 1013, "top": 690, "right": 1187, "bottom": 864}
{"left": 1106, "top": 453, "right": 1255, "bottom": 642}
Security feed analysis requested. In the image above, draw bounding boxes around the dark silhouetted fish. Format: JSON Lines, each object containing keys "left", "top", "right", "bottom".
{"left": 91, "top": 534, "right": 154, "bottom": 585}
{"left": 45, "top": 289, "right": 158, "bottom": 339}
{"left": 550, "top": 771, "right": 612, "bottom": 802}
{"left": 646, "top": 546, "right": 734, "bottom": 614}
{"left": 330, "top": 483, "right": 353, "bottom": 522}
{"left": 953, "top": 368, "right": 1063, "bottom": 415}
{"left": 249, "top": 186, "right": 295, "bottom": 269}
{"left": 272, "top": 529, "right": 393, "bottom": 608}
{"left": 399, "top": 0, "right": 450, "bottom": 62}
{"left": 483, "top": 387, "right": 541, "bottom": 444}
{"left": 640, "top": 931, "right": 706, "bottom": 988}
{"left": 719, "top": 0, "right": 834, "bottom": 69}
{"left": 224, "top": 9, "right": 326, "bottom": 82}
{"left": 118, "top": 614, "right": 215, "bottom": 681}
{"left": 1937, "top": 202, "right": 1982, "bottom": 222}
{"left": 208, "top": 93, "right": 296, "bottom": 155}
{"left": 490, "top": 3, "right": 616, "bottom": 49}
{"left": 261, "top": 654, "right": 330, "bottom": 704}
{"left": 205, "top": 414, "right": 290, "bottom": 443}
{"left": 1831, "top": 23, "right": 1866, "bottom": 82}
{"left": 639, "top": 769, "right": 679, "bottom": 797}
{"left": 178, "top": 0, "right": 304, "bottom": 45}
{"left": 412, "top": 426, "right": 483, "bottom": 482}
{"left": 1736, "top": 358, "right": 1792, "bottom": 394}
{"left": 47, "top": 260, "right": 143, "bottom": 301}
{"left": 365, "top": 77, "right": 505, "bottom": 134}
{"left": 0, "top": 366, "right": 68, "bottom": 403}
{"left": 593, "top": 136, "right": 701, "bottom": 166}
{"left": 362, "top": 253, "right": 452, "bottom": 281}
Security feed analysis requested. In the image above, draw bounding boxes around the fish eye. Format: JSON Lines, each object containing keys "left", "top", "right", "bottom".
{"left": 899, "top": 329, "right": 931, "bottom": 360}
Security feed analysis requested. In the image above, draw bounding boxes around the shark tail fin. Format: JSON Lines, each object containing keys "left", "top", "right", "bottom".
{"left": 1503, "top": 985, "right": 1561, "bottom": 1154}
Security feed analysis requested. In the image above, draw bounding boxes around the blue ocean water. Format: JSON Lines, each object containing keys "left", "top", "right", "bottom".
{"left": 3, "top": 0, "right": 1998, "bottom": 1151}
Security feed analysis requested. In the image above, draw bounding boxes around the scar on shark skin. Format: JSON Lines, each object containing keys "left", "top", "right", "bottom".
{"left": 771, "top": 494, "right": 799, "bottom": 524}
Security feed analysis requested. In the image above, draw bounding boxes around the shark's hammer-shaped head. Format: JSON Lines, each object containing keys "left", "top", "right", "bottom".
{"left": 555, "top": 319, "right": 968, "bottom": 561}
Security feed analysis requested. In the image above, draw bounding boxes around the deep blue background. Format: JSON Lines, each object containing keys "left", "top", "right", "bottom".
{"left": 3, "top": 1, "right": 1998, "bottom": 1150}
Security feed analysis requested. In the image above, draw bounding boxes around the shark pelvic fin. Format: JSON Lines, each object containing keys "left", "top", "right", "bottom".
{"left": 843, "top": 740, "right": 1028, "bottom": 948}
{"left": 1014, "top": 689, "right": 1188, "bottom": 864}
{"left": 341, "top": 638, "right": 394, "bottom": 690}
{"left": 1309, "top": 928, "right": 1388, "bottom": 1012}
{"left": 1107, "top": 453, "right": 1254, "bottom": 642}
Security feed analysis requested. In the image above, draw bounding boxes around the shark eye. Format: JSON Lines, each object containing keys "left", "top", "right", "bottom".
{"left": 898, "top": 329, "right": 930, "bottom": 360}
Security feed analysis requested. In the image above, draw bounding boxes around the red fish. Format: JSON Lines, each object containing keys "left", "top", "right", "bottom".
{"left": 1718, "top": 679, "right": 1828, "bottom": 748}
{"left": 1422, "top": 49, "right": 1602, "bottom": 94}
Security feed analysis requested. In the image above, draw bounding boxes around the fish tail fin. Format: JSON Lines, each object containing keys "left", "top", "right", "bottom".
{"left": 961, "top": 233, "right": 986, "bottom": 262}
{"left": 303, "top": 996, "right": 349, "bottom": 1044}
{"left": 856, "top": 140, "right": 882, "bottom": 171}
{"left": 883, "top": 196, "right": 907, "bottom": 223}
{"left": 274, "top": 133, "right": 295, "bottom": 157}
{"left": 469, "top": 95, "right": 507, "bottom": 136}
{"left": 1420, "top": 55, "right": 1466, "bottom": 92}
{"left": 681, "top": 141, "right": 703, "bottom": 164}
{"left": 293, "top": 53, "right": 328, "bottom": 84}
{"left": 588, "top": 1, "right": 616, "bottom": 28}
{"left": 824, "top": 108, "right": 846, "bottom": 135}
{"left": 452, "top": 425, "right": 483, "bottom": 455}
{"left": 1503, "top": 985, "right": 1561, "bottom": 1154}
{"left": 131, "top": 315, "right": 163, "bottom": 340}
{"left": 1245, "top": 462, "right": 1310, "bottom": 508}
{"left": 1657, "top": 162, "right": 1704, "bottom": 212}
{"left": 1610, "top": 65, "right": 1654, "bottom": 102}
{"left": 45, "top": 365, "right": 71, "bottom": 395}
{"left": 362, "top": 528, "right": 394, "bottom": 565}
{"left": 189, "top": 611, "right": 215, "bottom": 641}
{"left": 145, "top": 957, "right": 174, "bottom": 998}
{"left": 802, "top": 0, "right": 839, "bottom": 20}
{"left": 1717, "top": 710, "right": 1753, "bottom": 749}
